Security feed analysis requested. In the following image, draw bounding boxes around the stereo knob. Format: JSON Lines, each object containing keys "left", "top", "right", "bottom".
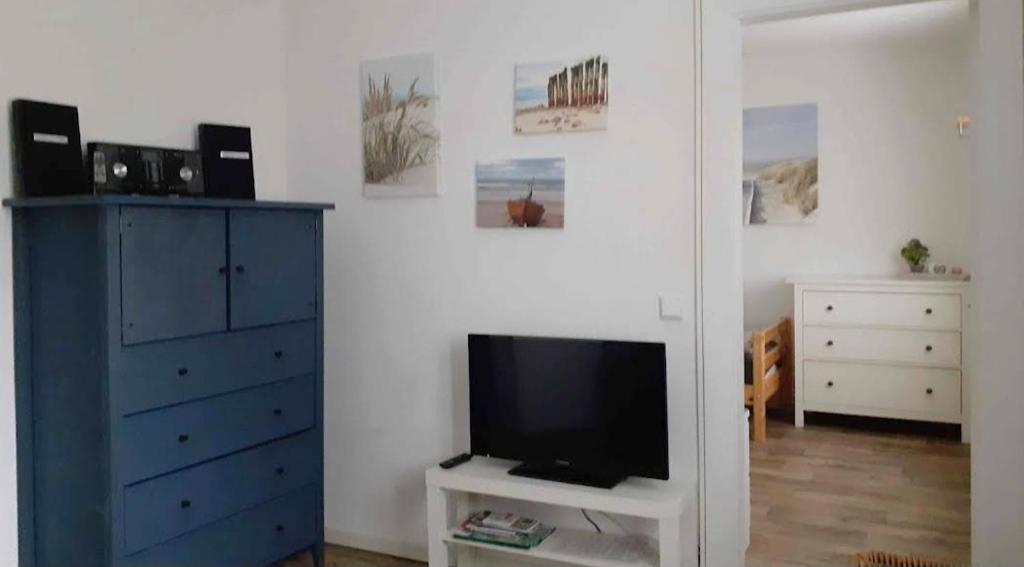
{"left": 179, "top": 166, "right": 194, "bottom": 182}
{"left": 113, "top": 162, "right": 128, "bottom": 179}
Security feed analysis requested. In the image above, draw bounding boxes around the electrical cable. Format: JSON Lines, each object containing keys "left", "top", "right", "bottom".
{"left": 581, "top": 509, "right": 602, "bottom": 533}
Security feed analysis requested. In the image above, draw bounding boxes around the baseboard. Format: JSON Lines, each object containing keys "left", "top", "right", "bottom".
{"left": 325, "top": 527, "right": 428, "bottom": 563}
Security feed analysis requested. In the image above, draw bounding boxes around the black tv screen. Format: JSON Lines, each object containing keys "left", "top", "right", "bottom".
{"left": 468, "top": 334, "right": 668, "bottom": 484}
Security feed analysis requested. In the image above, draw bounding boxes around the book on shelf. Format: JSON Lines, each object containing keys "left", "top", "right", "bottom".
{"left": 453, "top": 511, "right": 555, "bottom": 549}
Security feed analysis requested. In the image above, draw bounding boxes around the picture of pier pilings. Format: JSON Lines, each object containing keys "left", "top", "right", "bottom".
{"left": 515, "top": 55, "right": 609, "bottom": 134}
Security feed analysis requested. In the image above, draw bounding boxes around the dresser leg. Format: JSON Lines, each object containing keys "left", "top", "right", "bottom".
{"left": 311, "top": 542, "right": 324, "bottom": 567}
{"left": 795, "top": 409, "right": 804, "bottom": 428}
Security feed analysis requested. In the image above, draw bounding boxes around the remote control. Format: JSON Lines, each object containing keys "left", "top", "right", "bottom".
{"left": 439, "top": 453, "right": 472, "bottom": 469}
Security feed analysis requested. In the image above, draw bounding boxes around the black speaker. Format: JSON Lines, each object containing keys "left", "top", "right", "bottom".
{"left": 11, "top": 99, "right": 87, "bottom": 197}
{"left": 198, "top": 123, "right": 255, "bottom": 199}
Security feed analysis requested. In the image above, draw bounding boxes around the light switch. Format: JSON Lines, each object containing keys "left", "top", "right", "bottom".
{"left": 659, "top": 294, "right": 684, "bottom": 321}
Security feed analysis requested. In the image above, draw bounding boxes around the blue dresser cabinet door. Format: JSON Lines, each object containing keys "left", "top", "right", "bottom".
{"left": 120, "top": 207, "right": 228, "bottom": 344}
{"left": 229, "top": 210, "right": 316, "bottom": 329}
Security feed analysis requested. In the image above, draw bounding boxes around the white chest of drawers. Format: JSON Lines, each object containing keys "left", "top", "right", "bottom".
{"left": 788, "top": 275, "right": 969, "bottom": 442}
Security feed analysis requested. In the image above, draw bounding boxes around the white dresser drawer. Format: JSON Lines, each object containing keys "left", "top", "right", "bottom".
{"left": 804, "top": 326, "right": 961, "bottom": 368}
{"left": 804, "top": 361, "right": 961, "bottom": 421}
{"left": 803, "top": 291, "right": 961, "bottom": 330}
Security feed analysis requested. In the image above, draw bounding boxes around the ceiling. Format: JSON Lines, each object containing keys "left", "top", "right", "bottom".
{"left": 743, "top": 0, "right": 970, "bottom": 54}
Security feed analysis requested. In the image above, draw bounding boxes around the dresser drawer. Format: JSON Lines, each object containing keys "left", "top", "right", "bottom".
{"left": 124, "top": 431, "right": 319, "bottom": 554}
{"left": 804, "top": 361, "right": 961, "bottom": 421}
{"left": 804, "top": 326, "right": 960, "bottom": 367}
{"left": 803, "top": 291, "right": 961, "bottom": 330}
{"left": 116, "top": 321, "right": 316, "bottom": 415}
{"left": 124, "top": 485, "right": 318, "bottom": 567}
{"left": 120, "top": 375, "right": 315, "bottom": 483}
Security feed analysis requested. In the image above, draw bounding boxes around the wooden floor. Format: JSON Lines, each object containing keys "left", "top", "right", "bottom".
{"left": 275, "top": 545, "right": 423, "bottom": 567}
{"left": 746, "top": 417, "right": 970, "bottom": 567}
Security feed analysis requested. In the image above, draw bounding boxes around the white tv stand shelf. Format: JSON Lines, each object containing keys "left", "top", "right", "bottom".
{"left": 425, "top": 457, "right": 694, "bottom": 567}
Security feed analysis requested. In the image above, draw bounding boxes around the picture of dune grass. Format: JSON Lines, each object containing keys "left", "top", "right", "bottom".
{"left": 361, "top": 54, "right": 438, "bottom": 197}
{"left": 743, "top": 103, "right": 819, "bottom": 224}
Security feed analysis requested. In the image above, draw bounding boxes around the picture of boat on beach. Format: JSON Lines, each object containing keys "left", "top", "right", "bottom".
{"left": 476, "top": 158, "right": 565, "bottom": 229}
{"left": 743, "top": 103, "right": 819, "bottom": 224}
{"left": 514, "top": 55, "right": 608, "bottom": 134}
{"left": 360, "top": 53, "right": 439, "bottom": 197}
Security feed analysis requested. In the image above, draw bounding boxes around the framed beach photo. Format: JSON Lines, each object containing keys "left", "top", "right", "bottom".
{"left": 514, "top": 55, "right": 608, "bottom": 134}
{"left": 742, "top": 103, "right": 819, "bottom": 224}
{"left": 476, "top": 158, "right": 565, "bottom": 229}
{"left": 360, "top": 53, "right": 439, "bottom": 197}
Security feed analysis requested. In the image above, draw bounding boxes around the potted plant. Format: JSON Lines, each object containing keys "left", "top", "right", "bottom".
{"left": 900, "top": 238, "right": 930, "bottom": 273}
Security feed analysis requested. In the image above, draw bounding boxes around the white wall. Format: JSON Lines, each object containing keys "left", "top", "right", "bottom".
{"left": 0, "top": 0, "right": 291, "bottom": 563}
{"left": 969, "top": 1, "right": 1024, "bottom": 565}
{"left": 284, "top": 0, "right": 700, "bottom": 560}
{"left": 741, "top": 13, "right": 970, "bottom": 328}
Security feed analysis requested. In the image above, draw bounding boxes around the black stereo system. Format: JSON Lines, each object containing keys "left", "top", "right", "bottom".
{"left": 89, "top": 143, "right": 204, "bottom": 197}
{"left": 9, "top": 99, "right": 256, "bottom": 200}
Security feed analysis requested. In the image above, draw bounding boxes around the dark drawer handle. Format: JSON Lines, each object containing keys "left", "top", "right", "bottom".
{"left": 180, "top": 499, "right": 191, "bottom": 509}
{"left": 275, "top": 524, "right": 285, "bottom": 533}
{"left": 178, "top": 433, "right": 190, "bottom": 443}
{"left": 826, "top": 305, "right": 834, "bottom": 312}
{"left": 925, "top": 308, "right": 933, "bottom": 315}
{"left": 826, "top": 340, "right": 834, "bottom": 347}
{"left": 177, "top": 367, "right": 189, "bottom": 377}
{"left": 273, "top": 408, "right": 283, "bottom": 416}
{"left": 274, "top": 350, "right": 284, "bottom": 359}
{"left": 235, "top": 265, "right": 246, "bottom": 274}
{"left": 925, "top": 345, "right": 933, "bottom": 352}
{"left": 827, "top": 380, "right": 834, "bottom": 388}
{"left": 926, "top": 388, "right": 934, "bottom": 395}
{"left": 275, "top": 466, "right": 286, "bottom": 476}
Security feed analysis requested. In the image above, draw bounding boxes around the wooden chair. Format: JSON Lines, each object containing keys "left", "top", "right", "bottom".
{"left": 745, "top": 317, "right": 793, "bottom": 442}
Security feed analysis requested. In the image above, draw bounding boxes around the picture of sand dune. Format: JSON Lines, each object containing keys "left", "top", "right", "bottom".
{"left": 743, "top": 104, "right": 819, "bottom": 224}
{"left": 515, "top": 56, "right": 608, "bottom": 134}
{"left": 361, "top": 53, "right": 439, "bottom": 197}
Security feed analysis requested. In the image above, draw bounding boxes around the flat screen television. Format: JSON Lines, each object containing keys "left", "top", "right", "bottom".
{"left": 468, "top": 334, "right": 668, "bottom": 489}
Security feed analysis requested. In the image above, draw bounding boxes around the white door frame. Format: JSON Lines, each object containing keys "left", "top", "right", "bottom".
{"left": 691, "top": 1, "right": 958, "bottom": 565}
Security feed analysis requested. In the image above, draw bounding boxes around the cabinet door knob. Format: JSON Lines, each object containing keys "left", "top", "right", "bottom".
{"left": 274, "top": 350, "right": 284, "bottom": 359}
{"left": 178, "top": 433, "right": 190, "bottom": 443}
{"left": 218, "top": 266, "right": 227, "bottom": 275}
{"left": 926, "top": 387, "right": 934, "bottom": 395}
{"left": 275, "top": 466, "right": 286, "bottom": 476}
{"left": 827, "top": 380, "right": 834, "bottom": 387}
{"left": 925, "top": 308, "right": 933, "bottom": 315}
{"left": 826, "top": 305, "right": 834, "bottom": 312}
{"left": 925, "top": 345, "right": 934, "bottom": 352}
{"left": 826, "top": 340, "right": 834, "bottom": 347}
{"left": 180, "top": 499, "right": 191, "bottom": 509}
{"left": 177, "top": 367, "right": 189, "bottom": 377}
{"left": 235, "top": 265, "right": 246, "bottom": 273}
{"left": 275, "top": 524, "right": 285, "bottom": 533}
{"left": 273, "top": 408, "right": 283, "bottom": 416}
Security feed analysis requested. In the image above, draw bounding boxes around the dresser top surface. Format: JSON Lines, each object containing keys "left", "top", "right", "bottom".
{"left": 786, "top": 274, "right": 970, "bottom": 287}
{"left": 3, "top": 194, "right": 335, "bottom": 211}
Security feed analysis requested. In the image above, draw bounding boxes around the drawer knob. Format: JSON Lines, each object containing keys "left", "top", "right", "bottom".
{"left": 275, "top": 466, "right": 286, "bottom": 476}
{"left": 826, "top": 305, "right": 834, "bottom": 312}
{"left": 273, "top": 408, "right": 283, "bottom": 416}
{"left": 826, "top": 340, "right": 834, "bottom": 347}
{"left": 235, "top": 264, "right": 246, "bottom": 274}
{"left": 218, "top": 266, "right": 227, "bottom": 275}
{"left": 177, "top": 367, "right": 189, "bottom": 377}
{"left": 275, "top": 524, "right": 285, "bottom": 533}
{"left": 926, "top": 387, "right": 934, "bottom": 395}
{"left": 827, "top": 380, "right": 834, "bottom": 388}
{"left": 925, "top": 345, "right": 934, "bottom": 352}
{"left": 178, "top": 433, "right": 190, "bottom": 443}
{"left": 925, "top": 308, "right": 933, "bottom": 315}
{"left": 274, "top": 350, "right": 284, "bottom": 359}
{"left": 180, "top": 499, "right": 191, "bottom": 509}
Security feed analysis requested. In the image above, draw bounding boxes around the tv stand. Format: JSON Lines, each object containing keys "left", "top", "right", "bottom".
{"left": 426, "top": 456, "right": 695, "bottom": 567}
{"left": 508, "top": 461, "right": 626, "bottom": 489}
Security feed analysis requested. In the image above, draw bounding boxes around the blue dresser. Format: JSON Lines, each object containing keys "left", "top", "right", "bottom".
{"left": 5, "top": 195, "right": 333, "bottom": 567}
